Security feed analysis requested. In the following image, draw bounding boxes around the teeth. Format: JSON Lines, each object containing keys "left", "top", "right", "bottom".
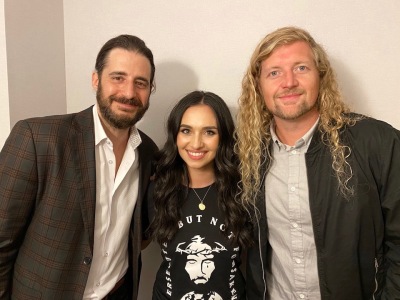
{"left": 188, "top": 151, "right": 204, "bottom": 157}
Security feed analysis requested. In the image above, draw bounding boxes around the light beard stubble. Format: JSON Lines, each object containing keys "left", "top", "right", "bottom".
{"left": 272, "top": 89, "right": 317, "bottom": 121}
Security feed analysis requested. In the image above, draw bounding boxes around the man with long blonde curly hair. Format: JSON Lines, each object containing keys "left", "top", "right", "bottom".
{"left": 236, "top": 26, "right": 400, "bottom": 299}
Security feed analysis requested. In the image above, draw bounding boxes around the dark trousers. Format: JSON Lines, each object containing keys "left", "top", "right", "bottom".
{"left": 103, "top": 277, "right": 130, "bottom": 300}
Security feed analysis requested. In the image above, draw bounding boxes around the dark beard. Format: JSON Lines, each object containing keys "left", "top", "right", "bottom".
{"left": 96, "top": 84, "right": 149, "bottom": 129}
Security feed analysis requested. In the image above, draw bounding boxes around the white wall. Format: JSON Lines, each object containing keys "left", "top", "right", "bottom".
{"left": 62, "top": 1, "right": 400, "bottom": 298}
{"left": 0, "top": 0, "right": 10, "bottom": 146}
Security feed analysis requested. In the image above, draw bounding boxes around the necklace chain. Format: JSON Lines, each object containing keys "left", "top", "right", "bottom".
{"left": 192, "top": 184, "right": 212, "bottom": 211}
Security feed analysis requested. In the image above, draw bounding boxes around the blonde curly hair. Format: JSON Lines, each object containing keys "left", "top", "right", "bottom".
{"left": 235, "top": 26, "right": 361, "bottom": 206}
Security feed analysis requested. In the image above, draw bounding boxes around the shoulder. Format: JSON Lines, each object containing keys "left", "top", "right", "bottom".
{"left": 7, "top": 107, "right": 94, "bottom": 153}
{"left": 138, "top": 129, "right": 158, "bottom": 153}
{"left": 2, "top": 107, "right": 94, "bottom": 162}
{"left": 345, "top": 113, "right": 399, "bottom": 142}
{"left": 343, "top": 114, "right": 400, "bottom": 161}
{"left": 16, "top": 106, "right": 93, "bottom": 132}
{"left": 137, "top": 129, "right": 158, "bottom": 169}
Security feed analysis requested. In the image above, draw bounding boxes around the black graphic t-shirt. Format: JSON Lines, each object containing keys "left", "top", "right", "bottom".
{"left": 150, "top": 184, "right": 245, "bottom": 300}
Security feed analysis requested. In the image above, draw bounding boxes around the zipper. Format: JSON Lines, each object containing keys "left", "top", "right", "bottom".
{"left": 372, "top": 257, "right": 379, "bottom": 300}
{"left": 258, "top": 169, "right": 268, "bottom": 300}
{"left": 256, "top": 212, "right": 267, "bottom": 300}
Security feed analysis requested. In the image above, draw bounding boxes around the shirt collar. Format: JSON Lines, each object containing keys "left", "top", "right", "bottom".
{"left": 270, "top": 116, "right": 319, "bottom": 151}
{"left": 92, "top": 104, "right": 142, "bottom": 149}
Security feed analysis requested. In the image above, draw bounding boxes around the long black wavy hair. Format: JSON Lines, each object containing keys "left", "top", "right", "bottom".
{"left": 147, "top": 91, "right": 253, "bottom": 248}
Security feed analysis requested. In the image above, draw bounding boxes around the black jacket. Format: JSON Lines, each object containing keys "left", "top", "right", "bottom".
{"left": 246, "top": 116, "right": 400, "bottom": 300}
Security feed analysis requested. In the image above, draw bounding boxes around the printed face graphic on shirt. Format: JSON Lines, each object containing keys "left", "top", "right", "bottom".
{"left": 186, "top": 251, "right": 215, "bottom": 284}
{"left": 176, "top": 235, "right": 226, "bottom": 285}
{"left": 180, "top": 291, "right": 223, "bottom": 300}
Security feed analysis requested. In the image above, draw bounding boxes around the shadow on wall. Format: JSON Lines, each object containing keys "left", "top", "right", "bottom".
{"left": 138, "top": 61, "right": 198, "bottom": 299}
{"left": 229, "top": 105, "right": 238, "bottom": 125}
{"left": 330, "top": 57, "right": 370, "bottom": 116}
{"left": 137, "top": 60, "right": 199, "bottom": 148}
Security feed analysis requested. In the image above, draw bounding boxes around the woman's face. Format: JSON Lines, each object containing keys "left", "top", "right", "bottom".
{"left": 176, "top": 104, "right": 219, "bottom": 175}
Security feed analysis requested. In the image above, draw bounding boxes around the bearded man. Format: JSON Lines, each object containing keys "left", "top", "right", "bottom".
{"left": 0, "top": 34, "right": 157, "bottom": 300}
{"left": 236, "top": 26, "right": 400, "bottom": 299}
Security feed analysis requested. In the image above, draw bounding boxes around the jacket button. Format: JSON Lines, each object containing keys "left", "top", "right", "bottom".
{"left": 83, "top": 257, "right": 92, "bottom": 265}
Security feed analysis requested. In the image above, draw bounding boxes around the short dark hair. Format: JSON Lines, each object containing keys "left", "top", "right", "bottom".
{"left": 95, "top": 34, "right": 155, "bottom": 87}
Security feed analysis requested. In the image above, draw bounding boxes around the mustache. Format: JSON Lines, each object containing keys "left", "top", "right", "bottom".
{"left": 275, "top": 89, "right": 304, "bottom": 98}
{"left": 193, "top": 276, "right": 207, "bottom": 281}
{"left": 109, "top": 95, "right": 143, "bottom": 107}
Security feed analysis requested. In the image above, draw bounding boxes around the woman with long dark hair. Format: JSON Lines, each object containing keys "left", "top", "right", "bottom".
{"left": 145, "top": 91, "right": 252, "bottom": 299}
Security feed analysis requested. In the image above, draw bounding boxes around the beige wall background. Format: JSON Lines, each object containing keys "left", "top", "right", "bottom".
{"left": 4, "top": 0, "right": 66, "bottom": 132}
{"left": 0, "top": 0, "right": 10, "bottom": 145}
{"left": 2, "top": 0, "right": 400, "bottom": 298}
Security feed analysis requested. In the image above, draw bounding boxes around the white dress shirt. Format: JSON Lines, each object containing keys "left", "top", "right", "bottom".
{"left": 83, "top": 105, "right": 141, "bottom": 299}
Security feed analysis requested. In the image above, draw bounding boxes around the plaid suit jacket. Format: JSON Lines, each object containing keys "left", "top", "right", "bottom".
{"left": 0, "top": 106, "right": 157, "bottom": 299}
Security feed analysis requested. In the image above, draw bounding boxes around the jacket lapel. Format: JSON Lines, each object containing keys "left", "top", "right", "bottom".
{"left": 71, "top": 107, "right": 97, "bottom": 252}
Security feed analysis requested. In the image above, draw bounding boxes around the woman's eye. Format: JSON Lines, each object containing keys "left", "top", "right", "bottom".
{"left": 180, "top": 128, "right": 190, "bottom": 134}
{"left": 205, "top": 130, "right": 216, "bottom": 136}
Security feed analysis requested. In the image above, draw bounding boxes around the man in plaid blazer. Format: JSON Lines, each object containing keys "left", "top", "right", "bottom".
{"left": 0, "top": 35, "right": 157, "bottom": 299}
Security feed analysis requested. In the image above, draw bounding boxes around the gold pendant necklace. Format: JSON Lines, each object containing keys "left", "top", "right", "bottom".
{"left": 192, "top": 184, "right": 212, "bottom": 211}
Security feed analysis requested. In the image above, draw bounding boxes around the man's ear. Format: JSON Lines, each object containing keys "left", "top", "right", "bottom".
{"left": 92, "top": 72, "right": 99, "bottom": 91}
